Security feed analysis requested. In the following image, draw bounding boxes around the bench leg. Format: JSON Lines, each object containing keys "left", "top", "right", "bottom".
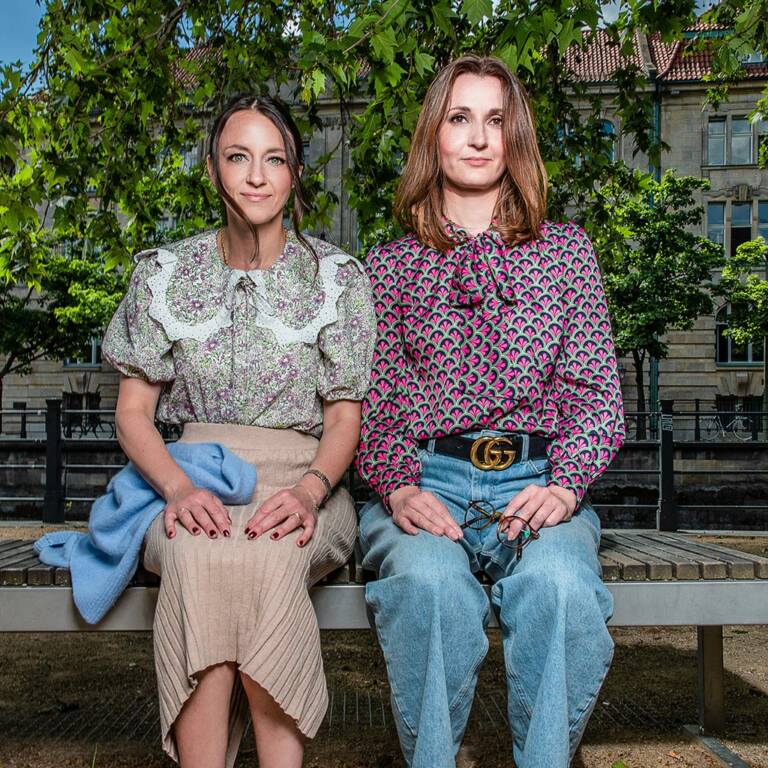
{"left": 697, "top": 625, "right": 725, "bottom": 733}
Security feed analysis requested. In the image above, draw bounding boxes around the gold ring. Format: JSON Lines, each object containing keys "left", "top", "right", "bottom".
{"left": 293, "top": 511, "right": 302, "bottom": 524}
{"left": 178, "top": 506, "right": 191, "bottom": 515}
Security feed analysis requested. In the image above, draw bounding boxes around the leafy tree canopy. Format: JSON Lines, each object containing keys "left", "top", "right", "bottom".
{"left": 0, "top": 0, "right": 734, "bottom": 394}
{"left": 592, "top": 170, "right": 726, "bottom": 416}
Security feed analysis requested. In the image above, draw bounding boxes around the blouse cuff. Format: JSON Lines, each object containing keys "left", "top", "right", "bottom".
{"left": 375, "top": 469, "right": 422, "bottom": 514}
{"left": 547, "top": 465, "right": 590, "bottom": 508}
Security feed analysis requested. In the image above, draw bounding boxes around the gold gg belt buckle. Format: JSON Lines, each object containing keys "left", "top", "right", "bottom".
{"left": 469, "top": 436, "right": 517, "bottom": 470}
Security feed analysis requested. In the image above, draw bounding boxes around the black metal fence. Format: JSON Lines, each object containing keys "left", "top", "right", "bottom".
{"left": 1, "top": 398, "right": 767, "bottom": 530}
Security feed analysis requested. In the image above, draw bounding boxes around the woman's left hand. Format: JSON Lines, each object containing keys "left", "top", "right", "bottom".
{"left": 501, "top": 484, "right": 578, "bottom": 541}
{"left": 244, "top": 486, "right": 319, "bottom": 547}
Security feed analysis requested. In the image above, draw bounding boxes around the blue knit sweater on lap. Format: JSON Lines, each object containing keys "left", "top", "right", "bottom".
{"left": 35, "top": 442, "right": 257, "bottom": 624}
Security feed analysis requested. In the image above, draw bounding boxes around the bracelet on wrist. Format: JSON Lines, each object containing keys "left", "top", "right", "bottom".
{"left": 302, "top": 468, "right": 332, "bottom": 504}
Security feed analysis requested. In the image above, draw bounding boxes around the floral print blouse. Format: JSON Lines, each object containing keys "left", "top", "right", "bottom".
{"left": 103, "top": 230, "right": 376, "bottom": 437}
{"left": 355, "top": 221, "right": 625, "bottom": 506}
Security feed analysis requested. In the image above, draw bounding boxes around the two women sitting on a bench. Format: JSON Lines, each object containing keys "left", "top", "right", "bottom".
{"left": 103, "top": 55, "right": 624, "bottom": 768}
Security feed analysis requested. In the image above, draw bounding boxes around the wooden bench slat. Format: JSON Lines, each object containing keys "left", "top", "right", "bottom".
{"left": 646, "top": 532, "right": 728, "bottom": 579}
{"left": 649, "top": 534, "right": 763, "bottom": 579}
{"left": 5, "top": 533, "right": 767, "bottom": 589}
{"left": 0, "top": 548, "right": 39, "bottom": 570}
{"left": 54, "top": 568, "right": 71, "bottom": 587}
{"left": 0, "top": 541, "right": 37, "bottom": 563}
{"left": 0, "top": 539, "right": 30, "bottom": 555}
{"left": 610, "top": 533, "right": 708, "bottom": 580}
{"left": 600, "top": 535, "right": 673, "bottom": 580}
{"left": 598, "top": 559, "right": 621, "bottom": 581}
{"left": 26, "top": 563, "right": 55, "bottom": 586}
{"left": 678, "top": 538, "right": 768, "bottom": 579}
{"left": 597, "top": 547, "right": 647, "bottom": 580}
{"left": 0, "top": 555, "right": 44, "bottom": 586}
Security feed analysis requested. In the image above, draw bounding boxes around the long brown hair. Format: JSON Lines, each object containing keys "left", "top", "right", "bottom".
{"left": 394, "top": 55, "right": 547, "bottom": 252}
{"left": 207, "top": 94, "right": 316, "bottom": 265}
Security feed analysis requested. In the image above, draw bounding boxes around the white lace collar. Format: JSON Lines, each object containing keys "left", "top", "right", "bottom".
{"left": 139, "top": 231, "right": 364, "bottom": 346}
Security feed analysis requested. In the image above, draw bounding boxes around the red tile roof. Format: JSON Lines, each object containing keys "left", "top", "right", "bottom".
{"left": 177, "top": 25, "right": 767, "bottom": 90}
{"left": 567, "top": 22, "right": 768, "bottom": 83}
{"left": 565, "top": 29, "right": 645, "bottom": 81}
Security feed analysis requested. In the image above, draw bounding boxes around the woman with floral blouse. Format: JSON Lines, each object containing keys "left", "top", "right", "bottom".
{"left": 102, "top": 95, "right": 375, "bottom": 768}
{"left": 355, "top": 56, "right": 625, "bottom": 768}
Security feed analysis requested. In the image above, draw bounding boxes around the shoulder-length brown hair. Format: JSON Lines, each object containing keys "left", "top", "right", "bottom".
{"left": 394, "top": 55, "right": 547, "bottom": 252}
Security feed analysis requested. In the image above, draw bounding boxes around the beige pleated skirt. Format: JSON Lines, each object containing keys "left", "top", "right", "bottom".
{"left": 143, "top": 423, "right": 357, "bottom": 766}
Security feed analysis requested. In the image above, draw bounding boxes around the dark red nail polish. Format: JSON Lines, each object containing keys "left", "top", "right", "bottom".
{"left": 244, "top": 528, "right": 250, "bottom": 535}
{"left": 270, "top": 532, "right": 279, "bottom": 540}
{"left": 223, "top": 530, "right": 230, "bottom": 538}
{"left": 248, "top": 532, "right": 256, "bottom": 540}
{"left": 210, "top": 531, "right": 217, "bottom": 538}
{"left": 168, "top": 531, "right": 175, "bottom": 539}
{"left": 298, "top": 540, "right": 305, "bottom": 548}
{"left": 192, "top": 526, "right": 200, "bottom": 535}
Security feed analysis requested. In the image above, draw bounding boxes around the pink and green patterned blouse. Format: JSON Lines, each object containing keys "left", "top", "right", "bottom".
{"left": 355, "top": 221, "right": 625, "bottom": 507}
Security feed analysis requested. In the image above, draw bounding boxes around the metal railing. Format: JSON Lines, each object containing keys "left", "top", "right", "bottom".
{"left": 1, "top": 399, "right": 767, "bottom": 530}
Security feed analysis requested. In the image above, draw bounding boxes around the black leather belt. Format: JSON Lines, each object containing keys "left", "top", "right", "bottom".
{"left": 418, "top": 433, "right": 550, "bottom": 471}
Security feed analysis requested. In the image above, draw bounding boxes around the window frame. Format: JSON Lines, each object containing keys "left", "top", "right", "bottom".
{"left": 706, "top": 199, "right": 768, "bottom": 258}
{"left": 706, "top": 114, "right": 762, "bottom": 166}
{"left": 715, "top": 304, "right": 765, "bottom": 367}
{"left": 63, "top": 337, "right": 103, "bottom": 369}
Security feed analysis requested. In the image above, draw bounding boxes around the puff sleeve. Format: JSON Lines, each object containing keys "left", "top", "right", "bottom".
{"left": 102, "top": 254, "right": 176, "bottom": 383}
{"left": 316, "top": 259, "right": 376, "bottom": 401}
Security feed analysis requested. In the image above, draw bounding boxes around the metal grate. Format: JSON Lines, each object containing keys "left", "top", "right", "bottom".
{"left": 2, "top": 688, "right": 679, "bottom": 744}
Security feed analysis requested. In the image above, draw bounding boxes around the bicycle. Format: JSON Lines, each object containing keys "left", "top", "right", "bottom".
{"left": 701, "top": 404, "right": 754, "bottom": 442}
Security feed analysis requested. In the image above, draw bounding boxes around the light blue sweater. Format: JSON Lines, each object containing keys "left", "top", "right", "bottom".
{"left": 35, "top": 442, "right": 257, "bottom": 624}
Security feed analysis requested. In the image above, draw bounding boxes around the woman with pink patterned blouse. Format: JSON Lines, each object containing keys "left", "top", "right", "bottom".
{"left": 355, "top": 56, "right": 625, "bottom": 768}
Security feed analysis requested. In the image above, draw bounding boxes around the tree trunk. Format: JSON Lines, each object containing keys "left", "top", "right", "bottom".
{"left": 632, "top": 349, "right": 647, "bottom": 440}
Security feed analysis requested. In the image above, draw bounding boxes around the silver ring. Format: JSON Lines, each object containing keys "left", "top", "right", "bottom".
{"left": 178, "top": 506, "right": 191, "bottom": 515}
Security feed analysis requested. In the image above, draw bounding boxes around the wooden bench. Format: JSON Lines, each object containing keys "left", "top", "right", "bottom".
{"left": 1, "top": 531, "right": 767, "bottom": 734}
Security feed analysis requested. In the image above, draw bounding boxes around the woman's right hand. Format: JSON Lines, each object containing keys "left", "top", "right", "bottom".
{"left": 164, "top": 486, "right": 232, "bottom": 539}
{"left": 388, "top": 485, "right": 463, "bottom": 540}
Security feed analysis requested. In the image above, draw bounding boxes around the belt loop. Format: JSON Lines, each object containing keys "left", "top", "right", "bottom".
{"left": 518, "top": 433, "right": 530, "bottom": 463}
{"left": 427, "top": 438, "right": 436, "bottom": 455}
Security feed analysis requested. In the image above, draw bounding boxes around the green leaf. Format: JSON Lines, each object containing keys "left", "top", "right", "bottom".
{"left": 414, "top": 51, "right": 435, "bottom": 76}
{"left": 61, "top": 47, "right": 87, "bottom": 74}
{"left": 431, "top": 4, "right": 454, "bottom": 37}
{"left": 461, "top": 0, "right": 492, "bottom": 25}
{"left": 371, "top": 27, "right": 397, "bottom": 64}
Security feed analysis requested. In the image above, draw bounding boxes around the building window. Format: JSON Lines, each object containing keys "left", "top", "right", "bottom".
{"left": 157, "top": 214, "right": 177, "bottom": 233}
{"left": 707, "top": 202, "right": 725, "bottom": 248}
{"left": 731, "top": 201, "right": 753, "bottom": 257}
{"left": 759, "top": 201, "right": 768, "bottom": 242}
{"left": 707, "top": 199, "right": 768, "bottom": 256}
{"left": 707, "top": 118, "right": 726, "bottom": 165}
{"left": 731, "top": 117, "right": 752, "bottom": 165}
{"left": 64, "top": 338, "right": 102, "bottom": 368}
{"left": 707, "top": 115, "right": 762, "bottom": 165}
{"left": 740, "top": 50, "right": 768, "bottom": 64}
{"left": 715, "top": 305, "right": 764, "bottom": 364}
{"left": 759, "top": 121, "right": 768, "bottom": 166}
{"left": 600, "top": 120, "right": 617, "bottom": 161}
{"left": 180, "top": 146, "right": 199, "bottom": 172}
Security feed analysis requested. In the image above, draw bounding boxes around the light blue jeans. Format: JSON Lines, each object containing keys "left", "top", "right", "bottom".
{"left": 359, "top": 432, "right": 614, "bottom": 768}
